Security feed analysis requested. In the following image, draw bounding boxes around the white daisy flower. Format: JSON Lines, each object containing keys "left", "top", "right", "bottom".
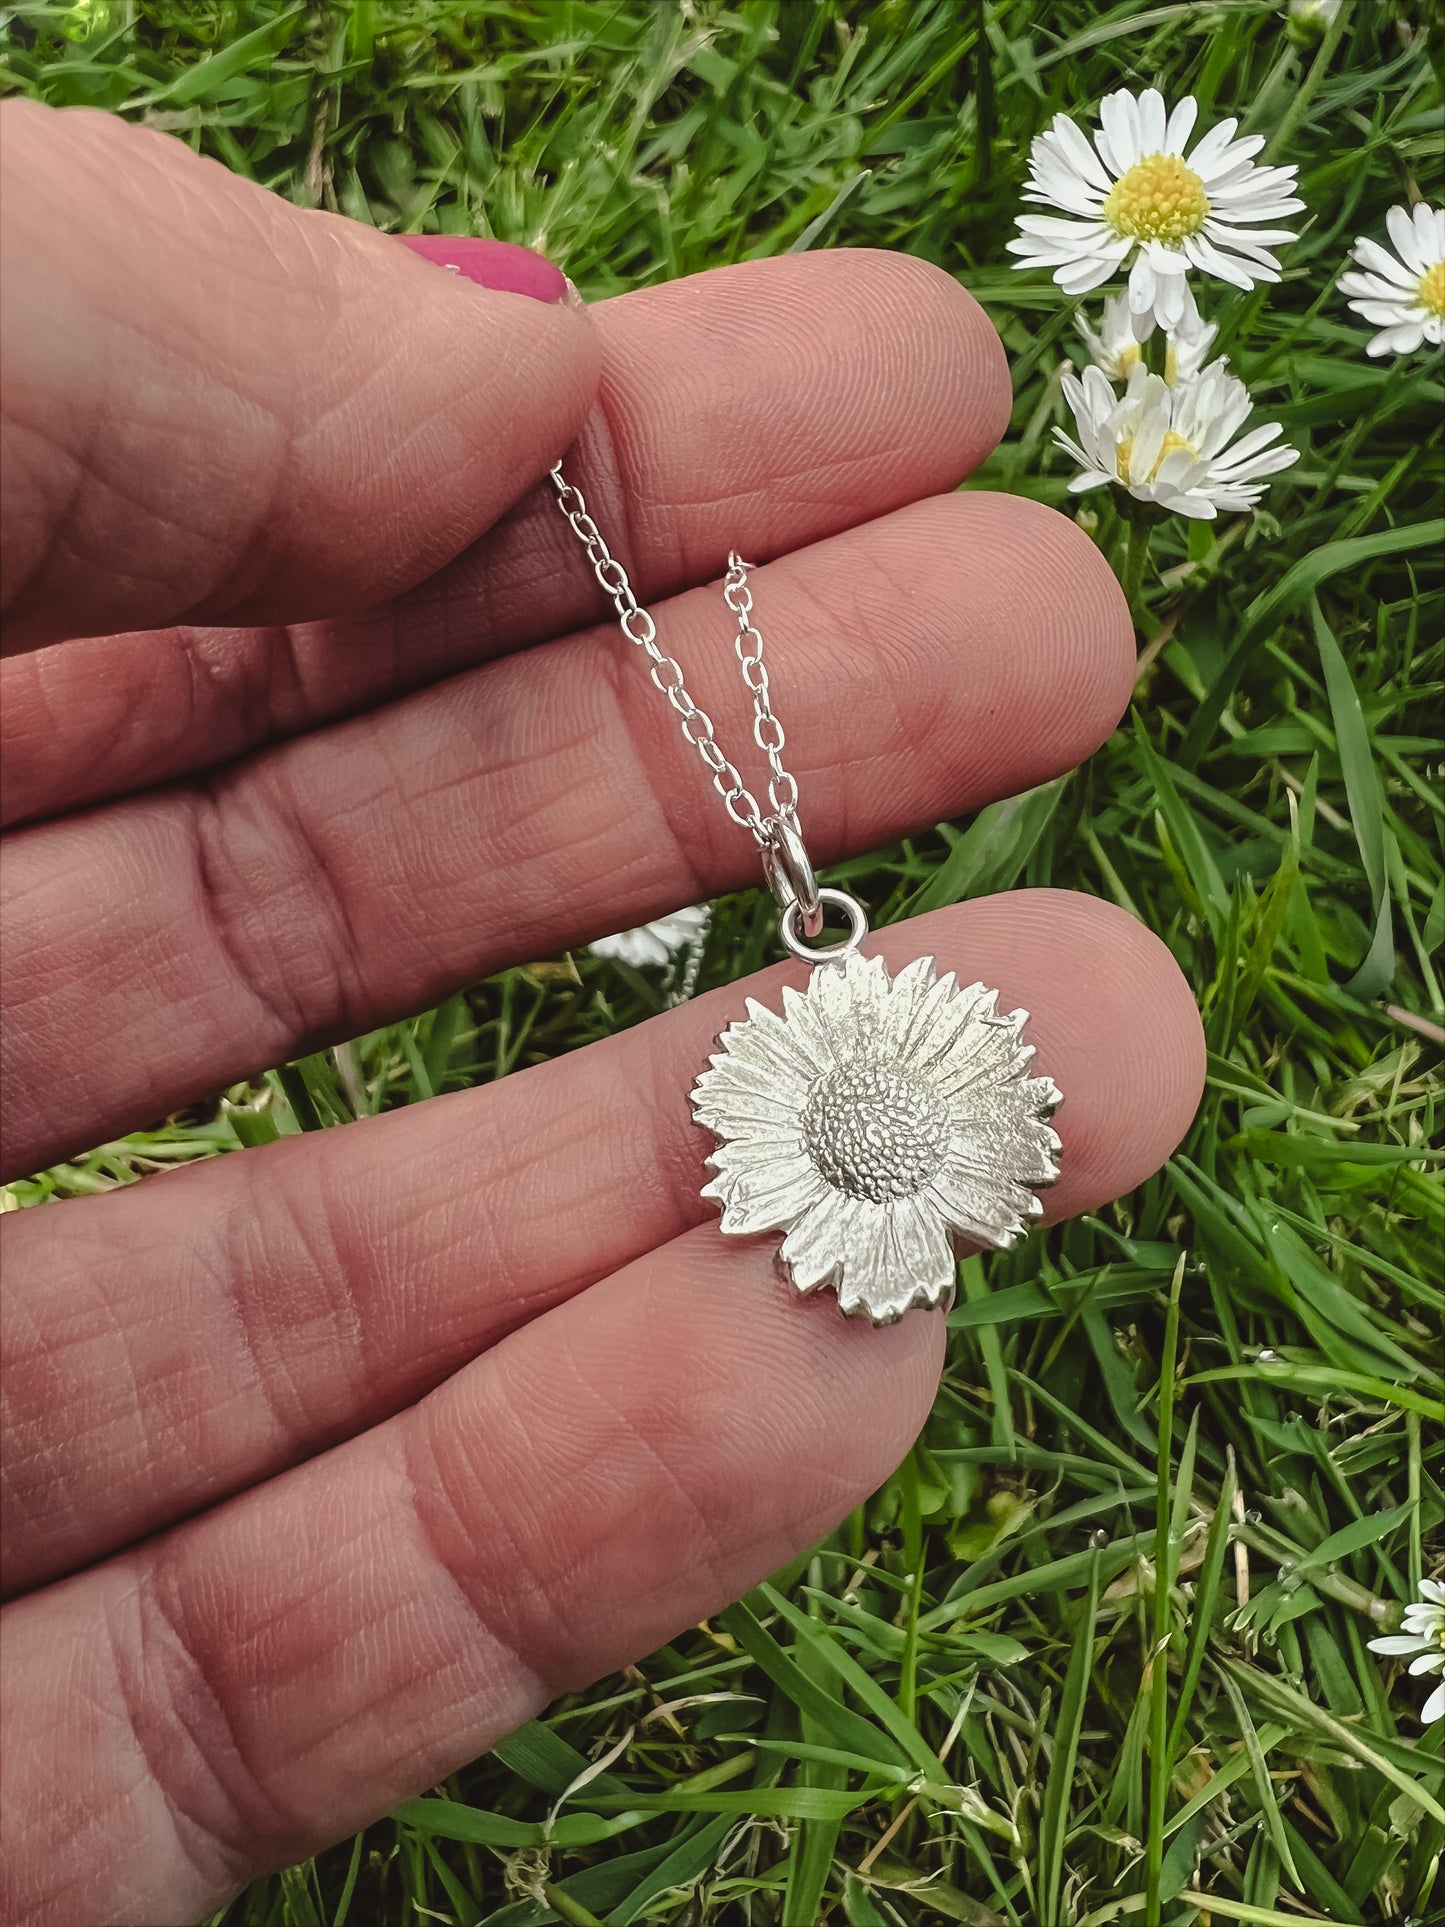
{"left": 692, "top": 952, "right": 1061, "bottom": 1323}
{"left": 1077, "top": 287, "right": 1218, "bottom": 385}
{"left": 590, "top": 905, "right": 710, "bottom": 970}
{"left": 1339, "top": 203, "right": 1445, "bottom": 357}
{"left": 1008, "top": 87, "right": 1304, "bottom": 329}
{"left": 1368, "top": 1577, "right": 1445, "bottom": 1725}
{"left": 1055, "top": 359, "right": 1300, "bottom": 520}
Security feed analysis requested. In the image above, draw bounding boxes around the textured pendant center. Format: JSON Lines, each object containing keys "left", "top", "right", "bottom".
{"left": 801, "top": 1061, "right": 951, "bottom": 1203}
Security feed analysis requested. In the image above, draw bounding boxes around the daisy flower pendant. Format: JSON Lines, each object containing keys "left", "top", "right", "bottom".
{"left": 691, "top": 951, "right": 1062, "bottom": 1324}
{"left": 1009, "top": 87, "right": 1303, "bottom": 329}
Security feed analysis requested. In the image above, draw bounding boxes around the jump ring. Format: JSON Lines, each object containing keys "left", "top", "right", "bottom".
{"left": 778, "top": 887, "right": 869, "bottom": 963}
{"left": 761, "top": 814, "right": 822, "bottom": 936}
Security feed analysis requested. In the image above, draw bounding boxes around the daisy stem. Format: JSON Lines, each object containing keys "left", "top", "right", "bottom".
{"left": 1120, "top": 509, "right": 1154, "bottom": 623}
{"left": 1264, "top": 5, "right": 1350, "bottom": 161}
{"left": 1100, "top": 500, "right": 1127, "bottom": 575}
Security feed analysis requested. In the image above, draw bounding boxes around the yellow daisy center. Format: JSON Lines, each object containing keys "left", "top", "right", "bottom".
{"left": 1116, "top": 429, "right": 1194, "bottom": 487}
{"left": 1417, "top": 259, "right": 1445, "bottom": 318}
{"left": 1103, "top": 153, "right": 1210, "bottom": 245}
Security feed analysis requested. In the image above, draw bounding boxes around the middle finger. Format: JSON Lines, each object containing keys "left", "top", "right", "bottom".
{"left": 1, "top": 490, "right": 1132, "bottom": 1178}
{"left": 1, "top": 892, "right": 1204, "bottom": 1594}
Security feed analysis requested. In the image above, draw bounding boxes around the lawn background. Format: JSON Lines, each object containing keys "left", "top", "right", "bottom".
{"left": 1, "top": 2, "right": 1442, "bottom": 1923}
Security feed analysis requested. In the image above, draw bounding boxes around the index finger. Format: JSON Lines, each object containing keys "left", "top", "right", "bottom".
{"left": 0, "top": 101, "right": 598, "bottom": 653}
{"left": 2, "top": 243, "right": 1011, "bottom": 826}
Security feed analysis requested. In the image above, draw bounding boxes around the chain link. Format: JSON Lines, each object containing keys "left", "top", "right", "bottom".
{"left": 723, "top": 552, "right": 800, "bottom": 823}
{"left": 550, "top": 463, "right": 801, "bottom": 846}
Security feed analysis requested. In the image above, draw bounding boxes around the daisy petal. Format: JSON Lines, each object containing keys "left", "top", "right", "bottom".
{"left": 1369, "top": 320, "right": 1427, "bottom": 356}
{"left": 1136, "top": 87, "right": 1167, "bottom": 155}
{"left": 1217, "top": 422, "right": 1287, "bottom": 462}
{"left": 1415, "top": 203, "right": 1445, "bottom": 257}
{"left": 1353, "top": 236, "right": 1420, "bottom": 288}
{"left": 929, "top": 1159, "right": 1034, "bottom": 1249}
{"left": 1340, "top": 286, "right": 1405, "bottom": 316}
{"left": 1188, "top": 234, "right": 1259, "bottom": 290}
{"left": 1015, "top": 212, "right": 1112, "bottom": 241}
{"left": 1145, "top": 240, "right": 1189, "bottom": 274}
{"left": 888, "top": 1197, "right": 958, "bottom": 1313}
{"left": 1049, "top": 112, "right": 1116, "bottom": 193}
{"left": 1024, "top": 166, "right": 1105, "bottom": 219}
{"left": 1387, "top": 202, "right": 1428, "bottom": 274}
{"left": 1098, "top": 90, "right": 1141, "bottom": 176}
{"left": 1153, "top": 273, "right": 1189, "bottom": 329}
{"left": 1183, "top": 117, "right": 1241, "bottom": 176}
{"left": 779, "top": 1190, "right": 849, "bottom": 1293}
{"left": 714, "top": 1156, "right": 827, "bottom": 1237}
{"left": 1056, "top": 255, "right": 1123, "bottom": 295}
{"left": 1164, "top": 95, "right": 1198, "bottom": 155}
{"left": 832, "top": 1205, "right": 892, "bottom": 1318}
{"left": 1194, "top": 130, "right": 1265, "bottom": 180}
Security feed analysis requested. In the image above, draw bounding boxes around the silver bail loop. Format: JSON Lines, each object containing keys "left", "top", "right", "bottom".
{"left": 778, "top": 887, "right": 869, "bottom": 965}
{"left": 761, "top": 813, "right": 823, "bottom": 939}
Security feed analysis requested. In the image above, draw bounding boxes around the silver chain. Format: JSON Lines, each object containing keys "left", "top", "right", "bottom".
{"left": 549, "top": 464, "right": 799, "bottom": 848}
{"left": 550, "top": 459, "right": 865, "bottom": 958}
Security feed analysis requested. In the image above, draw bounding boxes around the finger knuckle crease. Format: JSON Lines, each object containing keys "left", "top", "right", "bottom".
{"left": 109, "top": 1555, "right": 283, "bottom": 1890}
{"left": 399, "top": 1413, "right": 561, "bottom": 1697}
{"left": 187, "top": 774, "right": 370, "bottom": 1051}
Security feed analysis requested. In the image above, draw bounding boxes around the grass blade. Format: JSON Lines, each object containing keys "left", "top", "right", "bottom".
{"left": 1037, "top": 1550, "right": 1101, "bottom": 1926}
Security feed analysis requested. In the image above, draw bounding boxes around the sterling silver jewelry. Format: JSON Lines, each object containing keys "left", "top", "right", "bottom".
{"left": 551, "top": 465, "right": 1061, "bottom": 1324}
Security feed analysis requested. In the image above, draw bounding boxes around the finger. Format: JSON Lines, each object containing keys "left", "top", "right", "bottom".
{"left": 0, "top": 244, "right": 1009, "bottom": 826}
{"left": 0, "top": 491, "right": 1132, "bottom": 1178}
{"left": 1, "top": 894, "right": 1202, "bottom": 1594}
{"left": 5, "top": 1196, "right": 952, "bottom": 1924}
{"left": 0, "top": 102, "right": 597, "bottom": 653}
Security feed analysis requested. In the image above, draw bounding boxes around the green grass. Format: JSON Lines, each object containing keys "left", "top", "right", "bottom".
{"left": 3, "top": 1, "right": 1443, "bottom": 1923}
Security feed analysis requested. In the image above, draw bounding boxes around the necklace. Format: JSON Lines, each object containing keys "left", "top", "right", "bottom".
{"left": 551, "top": 466, "right": 1062, "bottom": 1325}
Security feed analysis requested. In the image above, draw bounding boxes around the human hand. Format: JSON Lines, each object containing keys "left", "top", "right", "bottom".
{"left": 0, "top": 101, "right": 1204, "bottom": 1926}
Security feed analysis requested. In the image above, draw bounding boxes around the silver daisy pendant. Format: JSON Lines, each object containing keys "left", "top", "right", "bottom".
{"left": 541, "top": 497, "right": 1063, "bottom": 1329}
{"left": 692, "top": 948, "right": 1063, "bottom": 1325}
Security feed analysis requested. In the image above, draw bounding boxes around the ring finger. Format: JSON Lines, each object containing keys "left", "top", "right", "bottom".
{"left": 2, "top": 892, "right": 1203, "bottom": 1593}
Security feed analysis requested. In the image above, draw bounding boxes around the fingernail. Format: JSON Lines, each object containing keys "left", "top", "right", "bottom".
{"left": 398, "top": 235, "right": 569, "bottom": 304}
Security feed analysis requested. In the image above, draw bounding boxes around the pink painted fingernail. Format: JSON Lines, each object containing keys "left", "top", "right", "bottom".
{"left": 398, "top": 235, "right": 570, "bottom": 304}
